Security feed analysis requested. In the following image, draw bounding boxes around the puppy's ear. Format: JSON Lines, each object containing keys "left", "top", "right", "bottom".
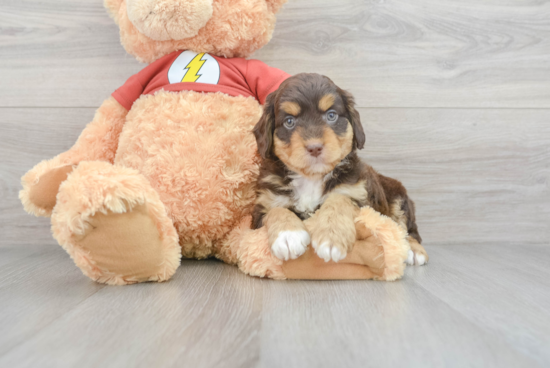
{"left": 253, "top": 92, "right": 277, "bottom": 159}
{"left": 338, "top": 88, "right": 365, "bottom": 150}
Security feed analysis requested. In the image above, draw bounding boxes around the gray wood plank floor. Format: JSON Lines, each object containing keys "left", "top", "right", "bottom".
{"left": 0, "top": 244, "right": 549, "bottom": 368}
{"left": 1, "top": 0, "right": 549, "bottom": 367}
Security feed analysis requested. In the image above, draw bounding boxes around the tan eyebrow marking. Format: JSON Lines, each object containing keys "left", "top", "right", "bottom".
{"left": 318, "top": 94, "right": 335, "bottom": 112}
{"left": 281, "top": 101, "right": 301, "bottom": 116}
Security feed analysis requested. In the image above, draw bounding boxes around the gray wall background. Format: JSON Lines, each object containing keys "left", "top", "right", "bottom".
{"left": 1, "top": 0, "right": 549, "bottom": 247}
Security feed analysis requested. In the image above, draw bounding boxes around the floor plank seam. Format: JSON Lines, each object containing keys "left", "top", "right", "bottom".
{"left": 0, "top": 283, "right": 106, "bottom": 359}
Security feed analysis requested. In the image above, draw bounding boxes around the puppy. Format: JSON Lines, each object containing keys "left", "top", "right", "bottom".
{"left": 252, "top": 73, "right": 428, "bottom": 266}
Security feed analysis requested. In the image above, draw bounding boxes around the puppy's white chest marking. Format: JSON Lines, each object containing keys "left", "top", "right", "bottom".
{"left": 291, "top": 176, "right": 325, "bottom": 215}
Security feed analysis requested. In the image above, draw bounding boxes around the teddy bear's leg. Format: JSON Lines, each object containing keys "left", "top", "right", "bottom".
{"left": 51, "top": 161, "right": 181, "bottom": 285}
{"left": 281, "top": 207, "right": 409, "bottom": 281}
{"left": 348, "top": 207, "right": 410, "bottom": 281}
{"left": 218, "top": 207, "right": 410, "bottom": 281}
{"left": 111, "top": 91, "right": 267, "bottom": 260}
{"left": 216, "top": 216, "right": 286, "bottom": 279}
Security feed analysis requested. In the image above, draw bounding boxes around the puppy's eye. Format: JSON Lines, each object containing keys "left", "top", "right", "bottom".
{"left": 284, "top": 117, "right": 296, "bottom": 129}
{"left": 326, "top": 110, "right": 338, "bottom": 123}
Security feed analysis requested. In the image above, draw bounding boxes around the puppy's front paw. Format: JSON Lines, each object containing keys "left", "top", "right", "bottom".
{"left": 313, "top": 241, "right": 347, "bottom": 263}
{"left": 311, "top": 229, "right": 355, "bottom": 263}
{"left": 415, "top": 251, "right": 428, "bottom": 265}
{"left": 406, "top": 238, "right": 429, "bottom": 266}
{"left": 304, "top": 196, "right": 357, "bottom": 263}
{"left": 406, "top": 249, "right": 428, "bottom": 266}
{"left": 271, "top": 230, "right": 310, "bottom": 261}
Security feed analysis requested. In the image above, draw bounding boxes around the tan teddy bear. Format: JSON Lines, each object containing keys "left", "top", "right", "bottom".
{"left": 19, "top": 0, "right": 410, "bottom": 285}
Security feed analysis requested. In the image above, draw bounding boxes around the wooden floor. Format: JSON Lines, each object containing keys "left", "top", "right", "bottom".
{"left": 1, "top": 0, "right": 549, "bottom": 367}
{"left": 1, "top": 244, "right": 549, "bottom": 368}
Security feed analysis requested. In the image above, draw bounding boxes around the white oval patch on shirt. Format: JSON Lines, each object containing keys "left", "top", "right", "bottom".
{"left": 168, "top": 51, "right": 220, "bottom": 85}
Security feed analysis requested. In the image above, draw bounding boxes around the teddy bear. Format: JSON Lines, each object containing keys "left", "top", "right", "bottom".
{"left": 19, "top": 0, "right": 411, "bottom": 285}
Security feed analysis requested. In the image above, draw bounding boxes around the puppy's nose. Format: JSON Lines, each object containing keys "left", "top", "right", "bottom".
{"left": 306, "top": 144, "right": 324, "bottom": 157}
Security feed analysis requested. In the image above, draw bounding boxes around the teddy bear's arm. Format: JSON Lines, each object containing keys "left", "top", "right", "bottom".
{"left": 19, "top": 97, "right": 128, "bottom": 217}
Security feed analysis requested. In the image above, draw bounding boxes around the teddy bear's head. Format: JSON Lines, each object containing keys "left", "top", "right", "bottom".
{"left": 104, "top": 0, "right": 287, "bottom": 63}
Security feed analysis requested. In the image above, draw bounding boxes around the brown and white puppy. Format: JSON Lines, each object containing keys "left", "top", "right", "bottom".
{"left": 252, "top": 73, "right": 428, "bottom": 265}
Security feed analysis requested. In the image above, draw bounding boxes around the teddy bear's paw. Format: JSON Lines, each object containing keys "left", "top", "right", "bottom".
{"left": 69, "top": 204, "right": 181, "bottom": 284}
{"left": 271, "top": 230, "right": 310, "bottom": 261}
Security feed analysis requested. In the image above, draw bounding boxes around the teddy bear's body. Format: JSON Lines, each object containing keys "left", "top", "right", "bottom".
{"left": 19, "top": 0, "right": 413, "bottom": 285}
{"left": 117, "top": 91, "right": 261, "bottom": 259}
{"left": 112, "top": 49, "right": 289, "bottom": 259}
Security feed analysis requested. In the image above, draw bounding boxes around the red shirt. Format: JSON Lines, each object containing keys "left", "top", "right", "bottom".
{"left": 112, "top": 50, "right": 290, "bottom": 110}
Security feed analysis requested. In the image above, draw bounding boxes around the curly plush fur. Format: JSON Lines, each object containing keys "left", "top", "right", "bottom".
{"left": 105, "top": 0, "right": 288, "bottom": 63}
{"left": 116, "top": 90, "right": 263, "bottom": 258}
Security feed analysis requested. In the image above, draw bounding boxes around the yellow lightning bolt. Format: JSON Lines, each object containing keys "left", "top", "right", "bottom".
{"left": 181, "top": 53, "right": 207, "bottom": 82}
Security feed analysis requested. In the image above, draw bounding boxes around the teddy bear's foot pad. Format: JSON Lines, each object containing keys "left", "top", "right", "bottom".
{"left": 282, "top": 246, "right": 382, "bottom": 280}
{"left": 74, "top": 204, "right": 170, "bottom": 283}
